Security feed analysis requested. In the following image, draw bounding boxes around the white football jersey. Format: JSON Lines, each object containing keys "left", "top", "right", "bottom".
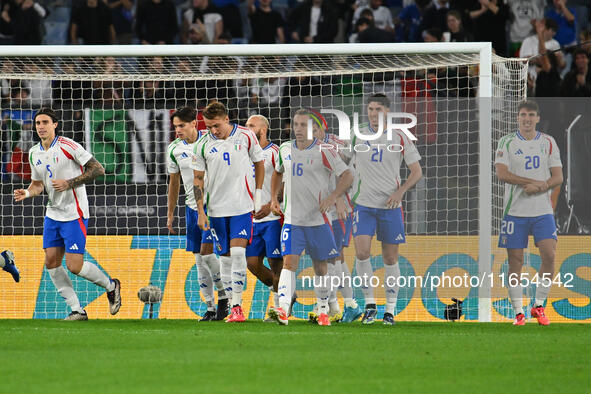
{"left": 166, "top": 131, "right": 207, "bottom": 211}
{"left": 192, "top": 124, "right": 263, "bottom": 217}
{"left": 253, "top": 142, "right": 281, "bottom": 223}
{"left": 349, "top": 125, "right": 421, "bottom": 209}
{"left": 275, "top": 139, "right": 349, "bottom": 226}
{"left": 321, "top": 133, "right": 353, "bottom": 220}
{"left": 495, "top": 131, "right": 562, "bottom": 217}
{"left": 29, "top": 136, "right": 93, "bottom": 221}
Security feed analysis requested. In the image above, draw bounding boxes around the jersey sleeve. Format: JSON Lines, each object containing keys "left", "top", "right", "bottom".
{"left": 29, "top": 149, "right": 42, "bottom": 181}
{"left": 166, "top": 144, "right": 180, "bottom": 174}
{"left": 62, "top": 138, "right": 93, "bottom": 166}
{"left": 192, "top": 139, "right": 206, "bottom": 172}
{"left": 321, "top": 145, "right": 348, "bottom": 177}
{"left": 495, "top": 136, "right": 510, "bottom": 166}
{"left": 400, "top": 132, "right": 421, "bottom": 165}
{"left": 275, "top": 144, "right": 287, "bottom": 174}
{"left": 247, "top": 130, "right": 264, "bottom": 163}
{"left": 547, "top": 136, "right": 562, "bottom": 168}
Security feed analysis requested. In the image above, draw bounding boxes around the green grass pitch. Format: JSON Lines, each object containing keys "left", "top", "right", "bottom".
{"left": 0, "top": 320, "right": 589, "bottom": 393}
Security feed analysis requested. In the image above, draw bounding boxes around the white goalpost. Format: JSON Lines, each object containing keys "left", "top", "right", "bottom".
{"left": 0, "top": 43, "right": 527, "bottom": 321}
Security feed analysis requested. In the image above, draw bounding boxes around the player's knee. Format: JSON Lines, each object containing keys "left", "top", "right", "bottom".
{"left": 356, "top": 251, "right": 371, "bottom": 260}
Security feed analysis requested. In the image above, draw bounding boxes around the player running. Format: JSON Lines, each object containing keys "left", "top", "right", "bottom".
{"left": 495, "top": 100, "right": 563, "bottom": 326}
{"left": 13, "top": 108, "right": 121, "bottom": 321}
{"left": 307, "top": 112, "right": 361, "bottom": 324}
{"left": 192, "top": 102, "right": 265, "bottom": 323}
{"left": 269, "top": 109, "right": 354, "bottom": 326}
{"left": 244, "top": 115, "right": 285, "bottom": 320}
{"left": 1, "top": 250, "right": 19, "bottom": 282}
{"left": 350, "top": 94, "right": 422, "bottom": 325}
{"left": 167, "top": 107, "right": 229, "bottom": 321}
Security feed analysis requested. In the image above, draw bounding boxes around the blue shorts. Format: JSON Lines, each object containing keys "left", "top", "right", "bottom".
{"left": 185, "top": 206, "right": 213, "bottom": 253}
{"left": 332, "top": 216, "right": 352, "bottom": 252}
{"left": 352, "top": 205, "right": 405, "bottom": 244}
{"left": 281, "top": 223, "right": 339, "bottom": 261}
{"left": 209, "top": 212, "right": 253, "bottom": 255}
{"left": 43, "top": 217, "right": 88, "bottom": 254}
{"left": 498, "top": 214, "right": 557, "bottom": 249}
{"left": 246, "top": 219, "right": 282, "bottom": 259}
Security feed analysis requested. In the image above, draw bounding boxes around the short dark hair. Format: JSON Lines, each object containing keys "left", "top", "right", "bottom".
{"left": 202, "top": 101, "right": 228, "bottom": 119}
{"left": 356, "top": 17, "right": 372, "bottom": 29}
{"left": 368, "top": 93, "right": 390, "bottom": 109}
{"left": 446, "top": 10, "right": 462, "bottom": 22}
{"left": 544, "top": 18, "right": 559, "bottom": 32}
{"left": 517, "top": 100, "right": 539, "bottom": 115}
{"left": 34, "top": 108, "right": 59, "bottom": 124}
{"left": 425, "top": 27, "right": 443, "bottom": 42}
{"left": 171, "top": 107, "right": 197, "bottom": 123}
{"left": 573, "top": 48, "right": 589, "bottom": 59}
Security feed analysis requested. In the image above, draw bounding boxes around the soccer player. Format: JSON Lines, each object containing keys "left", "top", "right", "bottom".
{"left": 192, "top": 102, "right": 265, "bottom": 323}
{"left": 244, "top": 115, "right": 284, "bottom": 320}
{"left": 350, "top": 94, "right": 422, "bottom": 325}
{"left": 1, "top": 250, "right": 19, "bottom": 282}
{"left": 495, "top": 100, "right": 563, "bottom": 326}
{"left": 308, "top": 112, "right": 361, "bottom": 324}
{"left": 13, "top": 108, "right": 121, "bottom": 321}
{"left": 167, "top": 107, "right": 229, "bottom": 321}
{"left": 269, "top": 109, "right": 354, "bottom": 326}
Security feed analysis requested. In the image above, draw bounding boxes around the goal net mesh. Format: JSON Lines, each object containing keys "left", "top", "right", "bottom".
{"left": 0, "top": 50, "right": 529, "bottom": 321}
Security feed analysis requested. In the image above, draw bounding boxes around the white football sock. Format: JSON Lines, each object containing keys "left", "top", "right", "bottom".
{"left": 355, "top": 257, "right": 375, "bottom": 305}
{"left": 339, "top": 260, "right": 354, "bottom": 303}
{"left": 508, "top": 281, "right": 524, "bottom": 316}
{"left": 48, "top": 266, "right": 83, "bottom": 313}
{"left": 535, "top": 274, "right": 552, "bottom": 307}
{"left": 327, "top": 262, "right": 339, "bottom": 304}
{"left": 202, "top": 253, "right": 226, "bottom": 296}
{"left": 195, "top": 254, "right": 215, "bottom": 311}
{"left": 230, "top": 246, "right": 247, "bottom": 306}
{"left": 273, "top": 290, "right": 280, "bottom": 308}
{"left": 278, "top": 268, "right": 295, "bottom": 313}
{"left": 78, "top": 261, "right": 114, "bottom": 291}
{"left": 219, "top": 255, "right": 233, "bottom": 298}
{"left": 314, "top": 274, "right": 330, "bottom": 314}
{"left": 384, "top": 263, "right": 400, "bottom": 315}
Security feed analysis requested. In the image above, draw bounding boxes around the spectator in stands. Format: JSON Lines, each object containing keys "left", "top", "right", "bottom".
{"left": 468, "top": 0, "right": 509, "bottom": 56}
{"left": 70, "top": 0, "right": 115, "bottom": 45}
{"left": 1, "top": 0, "right": 47, "bottom": 45}
{"left": 288, "top": 0, "right": 339, "bottom": 43}
{"left": 166, "top": 59, "right": 199, "bottom": 108}
{"left": 24, "top": 63, "right": 52, "bottom": 107}
{"left": 520, "top": 18, "right": 565, "bottom": 93}
{"left": 545, "top": 0, "right": 577, "bottom": 47}
{"left": 182, "top": 0, "right": 223, "bottom": 44}
{"left": 507, "top": 0, "right": 546, "bottom": 56}
{"left": 445, "top": 9, "right": 471, "bottom": 42}
{"left": 212, "top": 0, "right": 243, "bottom": 41}
{"left": 395, "top": 0, "right": 430, "bottom": 42}
{"left": 135, "top": 0, "right": 178, "bottom": 44}
{"left": 580, "top": 29, "right": 591, "bottom": 56}
{"left": 92, "top": 57, "right": 125, "bottom": 109}
{"left": 423, "top": 26, "right": 442, "bottom": 42}
{"left": 106, "top": 0, "right": 134, "bottom": 44}
{"left": 52, "top": 59, "right": 92, "bottom": 109}
{"left": 350, "top": 8, "right": 374, "bottom": 41}
{"left": 353, "top": 17, "right": 396, "bottom": 42}
{"left": 534, "top": 20, "right": 562, "bottom": 97}
{"left": 248, "top": 0, "right": 285, "bottom": 44}
{"left": 419, "top": 0, "right": 450, "bottom": 36}
{"left": 561, "top": 49, "right": 591, "bottom": 96}
{"left": 352, "top": 0, "right": 394, "bottom": 32}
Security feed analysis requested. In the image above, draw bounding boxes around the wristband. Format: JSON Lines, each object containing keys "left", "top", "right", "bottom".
{"left": 254, "top": 189, "right": 263, "bottom": 212}
{"left": 24, "top": 190, "right": 30, "bottom": 198}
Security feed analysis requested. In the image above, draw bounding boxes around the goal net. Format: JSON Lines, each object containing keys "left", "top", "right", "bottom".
{"left": 0, "top": 44, "right": 532, "bottom": 321}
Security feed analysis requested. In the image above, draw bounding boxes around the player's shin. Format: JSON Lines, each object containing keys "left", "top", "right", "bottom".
{"left": 219, "top": 255, "right": 233, "bottom": 298}
{"left": 48, "top": 266, "right": 83, "bottom": 313}
{"left": 202, "top": 253, "right": 227, "bottom": 298}
{"left": 277, "top": 268, "right": 295, "bottom": 313}
{"left": 195, "top": 254, "right": 215, "bottom": 311}
{"left": 230, "top": 246, "right": 247, "bottom": 306}
{"left": 327, "top": 261, "right": 340, "bottom": 312}
{"left": 339, "top": 260, "right": 357, "bottom": 307}
{"left": 355, "top": 257, "right": 375, "bottom": 306}
{"left": 384, "top": 262, "right": 400, "bottom": 315}
{"left": 78, "top": 260, "right": 114, "bottom": 291}
{"left": 508, "top": 282, "right": 524, "bottom": 316}
{"left": 314, "top": 274, "right": 330, "bottom": 315}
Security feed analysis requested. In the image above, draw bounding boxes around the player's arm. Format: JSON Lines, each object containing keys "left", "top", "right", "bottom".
{"left": 495, "top": 163, "right": 544, "bottom": 189}
{"left": 52, "top": 158, "right": 105, "bottom": 192}
{"left": 386, "top": 161, "right": 422, "bottom": 209}
{"left": 320, "top": 169, "right": 353, "bottom": 213}
{"left": 193, "top": 169, "right": 209, "bottom": 230}
{"left": 544, "top": 166, "right": 563, "bottom": 193}
{"left": 253, "top": 159, "right": 265, "bottom": 212}
{"left": 270, "top": 170, "right": 283, "bottom": 216}
{"left": 13, "top": 180, "right": 44, "bottom": 201}
{"left": 167, "top": 172, "right": 181, "bottom": 234}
